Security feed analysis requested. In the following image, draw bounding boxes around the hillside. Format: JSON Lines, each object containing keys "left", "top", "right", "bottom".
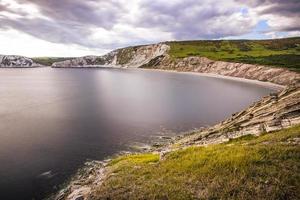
{"left": 92, "top": 125, "right": 300, "bottom": 200}
{"left": 51, "top": 37, "right": 300, "bottom": 71}
{"left": 32, "top": 57, "right": 74, "bottom": 66}
{"left": 2, "top": 38, "right": 299, "bottom": 72}
{"left": 55, "top": 125, "right": 300, "bottom": 200}
{"left": 166, "top": 37, "right": 300, "bottom": 71}
{"left": 50, "top": 38, "right": 300, "bottom": 86}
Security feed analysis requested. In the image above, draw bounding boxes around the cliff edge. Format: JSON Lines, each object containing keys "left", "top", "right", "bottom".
{"left": 51, "top": 42, "right": 300, "bottom": 86}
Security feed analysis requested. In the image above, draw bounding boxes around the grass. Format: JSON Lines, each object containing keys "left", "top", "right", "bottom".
{"left": 93, "top": 125, "right": 300, "bottom": 200}
{"left": 31, "top": 57, "right": 74, "bottom": 66}
{"left": 166, "top": 37, "right": 300, "bottom": 71}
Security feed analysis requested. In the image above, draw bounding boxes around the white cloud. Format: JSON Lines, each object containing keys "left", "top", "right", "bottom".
{"left": 0, "top": 29, "right": 106, "bottom": 57}
{"left": 0, "top": 0, "right": 299, "bottom": 56}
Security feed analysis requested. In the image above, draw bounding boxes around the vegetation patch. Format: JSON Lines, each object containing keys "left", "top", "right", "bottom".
{"left": 166, "top": 37, "right": 300, "bottom": 71}
{"left": 32, "top": 57, "right": 74, "bottom": 66}
{"left": 93, "top": 125, "right": 300, "bottom": 200}
{"left": 116, "top": 47, "right": 137, "bottom": 65}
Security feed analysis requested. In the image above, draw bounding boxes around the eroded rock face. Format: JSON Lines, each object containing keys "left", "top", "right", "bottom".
{"left": 0, "top": 55, "right": 42, "bottom": 67}
{"left": 177, "top": 82, "right": 300, "bottom": 146}
{"left": 116, "top": 43, "right": 170, "bottom": 68}
{"left": 153, "top": 55, "right": 300, "bottom": 86}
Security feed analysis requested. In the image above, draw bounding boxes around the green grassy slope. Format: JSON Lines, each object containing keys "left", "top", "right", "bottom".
{"left": 93, "top": 125, "right": 300, "bottom": 200}
{"left": 166, "top": 37, "right": 300, "bottom": 71}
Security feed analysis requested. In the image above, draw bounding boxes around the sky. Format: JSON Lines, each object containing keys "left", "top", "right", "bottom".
{"left": 0, "top": 0, "right": 299, "bottom": 57}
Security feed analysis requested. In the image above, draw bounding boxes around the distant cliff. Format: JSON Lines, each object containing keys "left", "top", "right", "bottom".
{"left": 0, "top": 55, "right": 43, "bottom": 67}
{"left": 52, "top": 42, "right": 299, "bottom": 86}
{"left": 52, "top": 44, "right": 170, "bottom": 68}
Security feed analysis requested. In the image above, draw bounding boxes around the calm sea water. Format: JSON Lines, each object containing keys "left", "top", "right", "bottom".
{"left": 0, "top": 68, "right": 275, "bottom": 199}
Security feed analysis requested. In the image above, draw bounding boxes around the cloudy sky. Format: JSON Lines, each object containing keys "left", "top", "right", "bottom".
{"left": 0, "top": 0, "right": 299, "bottom": 57}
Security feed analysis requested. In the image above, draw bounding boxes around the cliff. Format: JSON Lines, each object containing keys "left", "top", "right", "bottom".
{"left": 0, "top": 55, "right": 43, "bottom": 67}
{"left": 51, "top": 43, "right": 300, "bottom": 86}
{"left": 145, "top": 54, "right": 300, "bottom": 86}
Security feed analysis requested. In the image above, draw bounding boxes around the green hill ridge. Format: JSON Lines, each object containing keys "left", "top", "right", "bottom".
{"left": 166, "top": 37, "right": 300, "bottom": 71}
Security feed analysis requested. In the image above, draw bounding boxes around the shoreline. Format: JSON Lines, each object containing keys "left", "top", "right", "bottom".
{"left": 135, "top": 67, "right": 286, "bottom": 91}
{"left": 49, "top": 66, "right": 289, "bottom": 200}
{"left": 40, "top": 65, "right": 285, "bottom": 91}
{"left": 0, "top": 65, "right": 285, "bottom": 91}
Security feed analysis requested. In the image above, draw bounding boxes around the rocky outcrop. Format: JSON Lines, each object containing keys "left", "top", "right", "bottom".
{"left": 177, "top": 82, "right": 300, "bottom": 146}
{"left": 53, "top": 161, "right": 108, "bottom": 200}
{"left": 0, "top": 55, "right": 43, "bottom": 67}
{"left": 115, "top": 43, "right": 170, "bottom": 68}
{"left": 52, "top": 44, "right": 170, "bottom": 68}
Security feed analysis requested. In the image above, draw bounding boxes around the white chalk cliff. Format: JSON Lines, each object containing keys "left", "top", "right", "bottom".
{"left": 0, "top": 55, "right": 43, "bottom": 67}
{"left": 52, "top": 44, "right": 170, "bottom": 68}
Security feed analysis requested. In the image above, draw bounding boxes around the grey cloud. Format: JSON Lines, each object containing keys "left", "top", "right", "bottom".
{"left": 237, "top": 0, "right": 300, "bottom": 31}
{"left": 15, "top": 0, "right": 124, "bottom": 29}
{"left": 0, "top": 4, "right": 7, "bottom": 12}
{"left": 0, "top": 0, "right": 126, "bottom": 49}
{"left": 135, "top": 0, "right": 255, "bottom": 39}
{"left": 0, "top": 17, "right": 94, "bottom": 47}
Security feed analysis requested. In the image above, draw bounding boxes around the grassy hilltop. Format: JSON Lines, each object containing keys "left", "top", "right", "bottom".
{"left": 92, "top": 125, "right": 300, "bottom": 200}
{"left": 167, "top": 37, "right": 300, "bottom": 71}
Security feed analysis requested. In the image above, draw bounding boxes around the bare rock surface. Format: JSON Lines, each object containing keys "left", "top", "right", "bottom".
{"left": 176, "top": 82, "right": 300, "bottom": 146}
{"left": 52, "top": 161, "right": 108, "bottom": 200}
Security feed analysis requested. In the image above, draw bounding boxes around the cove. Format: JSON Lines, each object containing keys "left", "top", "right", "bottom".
{"left": 0, "top": 68, "right": 277, "bottom": 199}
